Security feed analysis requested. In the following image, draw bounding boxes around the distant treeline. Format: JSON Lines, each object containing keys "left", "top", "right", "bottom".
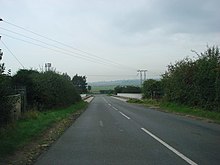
{"left": 114, "top": 85, "right": 141, "bottom": 94}
{"left": 99, "top": 85, "right": 141, "bottom": 94}
{"left": 143, "top": 46, "right": 220, "bottom": 112}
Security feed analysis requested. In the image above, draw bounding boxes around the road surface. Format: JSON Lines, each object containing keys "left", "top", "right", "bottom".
{"left": 35, "top": 95, "right": 220, "bottom": 165}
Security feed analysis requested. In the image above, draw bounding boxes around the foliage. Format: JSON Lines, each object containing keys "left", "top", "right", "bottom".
{"left": 12, "top": 69, "right": 81, "bottom": 110}
{"left": 142, "top": 79, "right": 163, "bottom": 99}
{"left": 88, "top": 85, "right": 91, "bottom": 92}
{"left": 162, "top": 46, "right": 220, "bottom": 111}
{"left": 0, "top": 49, "right": 5, "bottom": 74}
{"left": 72, "top": 74, "right": 88, "bottom": 94}
{"left": 12, "top": 69, "right": 39, "bottom": 107}
{"left": 33, "top": 71, "right": 81, "bottom": 109}
{"left": 127, "top": 98, "right": 144, "bottom": 104}
{"left": 0, "top": 51, "right": 14, "bottom": 125}
{"left": 114, "top": 85, "right": 141, "bottom": 94}
{"left": 0, "top": 75, "right": 13, "bottom": 125}
{"left": 128, "top": 98, "right": 220, "bottom": 123}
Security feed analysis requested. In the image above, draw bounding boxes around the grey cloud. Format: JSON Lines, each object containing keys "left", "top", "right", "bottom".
{"left": 112, "top": 0, "right": 220, "bottom": 35}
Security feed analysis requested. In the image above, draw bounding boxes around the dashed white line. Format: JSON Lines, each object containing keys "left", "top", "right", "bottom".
{"left": 112, "top": 107, "right": 118, "bottom": 111}
{"left": 108, "top": 103, "right": 111, "bottom": 106}
{"left": 141, "top": 128, "right": 197, "bottom": 165}
{"left": 99, "top": 120, "right": 104, "bottom": 127}
{"left": 103, "top": 97, "right": 108, "bottom": 103}
{"left": 119, "top": 112, "right": 130, "bottom": 120}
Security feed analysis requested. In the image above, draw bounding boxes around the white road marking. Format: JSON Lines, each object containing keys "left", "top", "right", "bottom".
{"left": 103, "top": 97, "right": 108, "bottom": 103}
{"left": 141, "top": 128, "right": 198, "bottom": 165}
{"left": 99, "top": 120, "right": 103, "bottom": 127}
{"left": 119, "top": 112, "right": 130, "bottom": 120}
{"left": 112, "top": 107, "right": 118, "bottom": 111}
{"left": 108, "top": 103, "right": 111, "bottom": 106}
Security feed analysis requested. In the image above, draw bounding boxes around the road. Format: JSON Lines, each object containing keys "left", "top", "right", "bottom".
{"left": 35, "top": 95, "right": 220, "bottom": 165}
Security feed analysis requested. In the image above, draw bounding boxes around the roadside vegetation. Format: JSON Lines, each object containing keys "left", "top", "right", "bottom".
{"left": 1, "top": 53, "right": 89, "bottom": 159}
{"left": 127, "top": 46, "right": 220, "bottom": 122}
{"left": 0, "top": 101, "right": 87, "bottom": 159}
{"left": 128, "top": 98, "right": 220, "bottom": 123}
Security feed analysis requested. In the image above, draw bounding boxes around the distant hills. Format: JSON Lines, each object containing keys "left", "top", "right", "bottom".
{"left": 88, "top": 79, "right": 141, "bottom": 87}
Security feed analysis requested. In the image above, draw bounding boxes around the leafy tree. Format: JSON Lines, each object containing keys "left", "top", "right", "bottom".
{"left": 143, "top": 79, "right": 163, "bottom": 99}
{"left": 162, "top": 46, "right": 220, "bottom": 111}
{"left": 0, "top": 49, "right": 5, "bottom": 74}
{"left": 33, "top": 71, "right": 81, "bottom": 109}
{"left": 12, "top": 69, "right": 81, "bottom": 110}
{"left": 0, "top": 52, "right": 13, "bottom": 125}
{"left": 72, "top": 74, "right": 87, "bottom": 94}
{"left": 88, "top": 85, "right": 91, "bottom": 92}
{"left": 12, "top": 69, "right": 39, "bottom": 108}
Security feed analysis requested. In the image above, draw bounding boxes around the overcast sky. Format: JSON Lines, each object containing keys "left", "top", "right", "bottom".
{"left": 0, "top": 0, "right": 219, "bottom": 82}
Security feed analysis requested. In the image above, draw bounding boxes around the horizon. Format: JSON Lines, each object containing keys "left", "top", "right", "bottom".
{"left": 1, "top": 0, "right": 219, "bottom": 82}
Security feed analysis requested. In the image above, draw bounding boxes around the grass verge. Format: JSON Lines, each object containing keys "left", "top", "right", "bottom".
{"left": 127, "top": 98, "right": 220, "bottom": 123}
{"left": 0, "top": 101, "right": 87, "bottom": 159}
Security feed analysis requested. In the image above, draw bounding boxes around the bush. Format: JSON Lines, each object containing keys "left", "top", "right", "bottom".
{"left": 0, "top": 75, "right": 13, "bottom": 125}
{"left": 12, "top": 70, "right": 81, "bottom": 110}
{"left": 162, "top": 46, "right": 220, "bottom": 111}
{"left": 142, "top": 79, "right": 163, "bottom": 99}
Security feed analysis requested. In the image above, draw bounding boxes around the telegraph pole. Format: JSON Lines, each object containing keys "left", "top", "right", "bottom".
{"left": 137, "top": 69, "right": 147, "bottom": 87}
{"left": 45, "top": 63, "right": 52, "bottom": 71}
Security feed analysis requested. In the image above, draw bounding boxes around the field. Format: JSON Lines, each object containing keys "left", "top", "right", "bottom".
{"left": 90, "top": 85, "right": 116, "bottom": 92}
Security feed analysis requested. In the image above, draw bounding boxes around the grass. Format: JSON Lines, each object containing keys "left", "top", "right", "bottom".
{"left": 127, "top": 98, "right": 220, "bottom": 123}
{"left": 0, "top": 101, "right": 87, "bottom": 158}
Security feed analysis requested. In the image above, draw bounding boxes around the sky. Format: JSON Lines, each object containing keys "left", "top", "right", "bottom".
{"left": 0, "top": 0, "right": 220, "bottom": 82}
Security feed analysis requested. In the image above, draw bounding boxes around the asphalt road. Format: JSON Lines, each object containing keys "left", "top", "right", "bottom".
{"left": 35, "top": 95, "right": 220, "bottom": 165}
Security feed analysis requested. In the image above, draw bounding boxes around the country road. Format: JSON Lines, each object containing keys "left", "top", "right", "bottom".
{"left": 35, "top": 95, "right": 220, "bottom": 165}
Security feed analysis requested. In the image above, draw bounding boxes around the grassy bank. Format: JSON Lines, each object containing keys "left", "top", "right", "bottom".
{"left": 0, "top": 101, "right": 87, "bottom": 159}
{"left": 127, "top": 98, "right": 220, "bottom": 123}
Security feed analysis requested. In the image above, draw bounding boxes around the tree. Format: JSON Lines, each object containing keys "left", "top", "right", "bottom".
{"left": 32, "top": 71, "right": 80, "bottom": 109}
{"left": 162, "top": 46, "right": 220, "bottom": 111}
{"left": 12, "top": 69, "right": 39, "bottom": 108}
{"left": 12, "top": 69, "right": 81, "bottom": 110}
{"left": 72, "top": 74, "right": 87, "bottom": 94}
{"left": 88, "top": 85, "right": 91, "bottom": 92}
{"left": 0, "top": 51, "right": 13, "bottom": 125}
{"left": 0, "top": 49, "right": 5, "bottom": 74}
{"left": 143, "top": 79, "right": 163, "bottom": 99}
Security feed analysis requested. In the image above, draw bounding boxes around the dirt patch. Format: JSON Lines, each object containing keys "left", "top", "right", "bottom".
{"left": 1, "top": 109, "right": 85, "bottom": 165}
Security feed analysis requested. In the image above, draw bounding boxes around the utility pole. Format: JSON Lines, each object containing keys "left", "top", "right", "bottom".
{"left": 137, "top": 69, "right": 147, "bottom": 87}
{"left": 45, "top": 63, "right": 52, "bottom": 71}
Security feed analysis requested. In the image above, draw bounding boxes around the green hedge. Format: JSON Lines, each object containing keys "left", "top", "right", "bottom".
{"left": 162, "top": 46, "right": 220, "bottom": 111}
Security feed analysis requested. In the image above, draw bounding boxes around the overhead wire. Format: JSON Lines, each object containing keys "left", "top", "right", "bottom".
{"left": 0, "top": 39, "right": 25, "bottom": 69}
{"left": 0, "top": 27, "right": 121, "bottom": 67}
{"left": 2, "top": 20, "right": 136, "bottom": 71}
{"left": 0, "top": 33, "right": 115, "bottom": 67}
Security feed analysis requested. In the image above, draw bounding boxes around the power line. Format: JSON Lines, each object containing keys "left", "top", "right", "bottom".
{"left": 2, "top": 20, "right": 136, "bottom": 71}
{"left": 0, "top": 33, "right": 112, "bottom": 66}
{"left": 0, "top": 39, "right": 25, "bottom": 69}
{"left": 0, "top": 27, "right": 125, "bottom": 68}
